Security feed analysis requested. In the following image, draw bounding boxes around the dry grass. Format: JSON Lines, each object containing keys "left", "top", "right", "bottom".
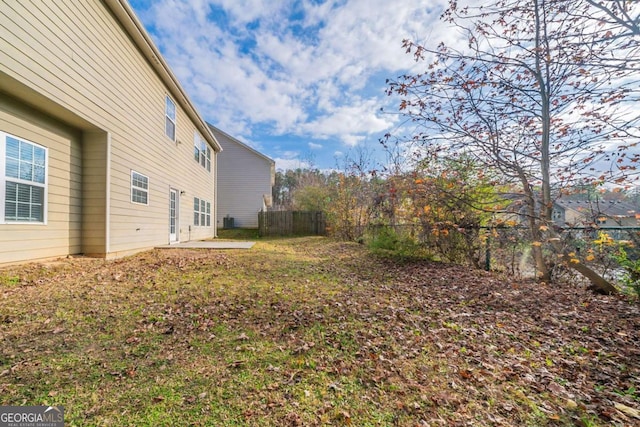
{"left": 0, "top": 237, "right": 638, "bottom": 426}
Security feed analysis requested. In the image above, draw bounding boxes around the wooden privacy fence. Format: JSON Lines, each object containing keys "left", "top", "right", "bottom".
{"left": 258, "top": 211, "right": 326, "bottom": 237}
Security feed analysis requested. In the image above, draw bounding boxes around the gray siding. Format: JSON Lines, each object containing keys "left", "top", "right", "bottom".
{"left": 212, "top": 127, "right": 274, "bottom": 228}
{"left": 82, "top": 131, "right": 108, "bottom": 256}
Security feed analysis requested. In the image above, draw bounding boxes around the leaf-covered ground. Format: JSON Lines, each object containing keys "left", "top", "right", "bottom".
{"left": 0, "top": 237, "right": 638, "bottom": 426}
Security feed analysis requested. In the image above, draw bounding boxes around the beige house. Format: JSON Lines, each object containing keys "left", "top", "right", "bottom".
{"left": 209, "top": 125, "right": 274, "bottom": 229}
{"left": 0, "top": 0, "right": 222, "bottom": 264}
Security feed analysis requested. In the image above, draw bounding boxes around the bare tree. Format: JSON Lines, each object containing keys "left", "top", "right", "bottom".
{"left": 386, "top": 0, "right": 640, "bottom": 293}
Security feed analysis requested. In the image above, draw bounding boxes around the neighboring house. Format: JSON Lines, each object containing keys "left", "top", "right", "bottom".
{"left": 209, "top": 125, "right": 274, "bottom": 229}
{"left": 552, "top": 200, "right": 639, "bottom": 239}
{"left": 552, "top": 200, "right": 639, "bottom": 228}
{"left": 0, "top": 0, "right": 222, "bottom": 264}
{"left": 500, "top": 196, "right": 638, "bottom": 240}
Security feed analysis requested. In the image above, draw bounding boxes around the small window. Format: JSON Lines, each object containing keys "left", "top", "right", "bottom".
{"left": 194, "top": 132, "right": 211, "bottom": 172}
{"left": 2, "top": 133, "right": 47, "bottom": 223}
{"left": 131, "top": 171, "right": 149, "bottom": 205}
{"left": 165, "top": 96, "right": 176, "bottom": 141}
{"left": 194, "top": 135, "right": 201, "bottom": 162}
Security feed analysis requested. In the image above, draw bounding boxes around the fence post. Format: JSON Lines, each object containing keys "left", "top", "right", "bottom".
{"left": 485, "top": 230, "right": 491, "bottom": 271}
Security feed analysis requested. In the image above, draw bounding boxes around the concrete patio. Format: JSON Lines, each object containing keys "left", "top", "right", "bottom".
{"left": 156, "top": 241, "right": 255, "bottom": 250}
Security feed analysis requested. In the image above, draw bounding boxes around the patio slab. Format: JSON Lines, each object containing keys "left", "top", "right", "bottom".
{"left": 156, "top": 241, "right": 255, "bottom": 249}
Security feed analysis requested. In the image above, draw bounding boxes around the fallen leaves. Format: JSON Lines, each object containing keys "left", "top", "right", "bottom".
{"left": 0, "top": 239, "right": 637, "bottom": 426}
{"left": 614, "top": 402, "right": 640, "bottom": 419}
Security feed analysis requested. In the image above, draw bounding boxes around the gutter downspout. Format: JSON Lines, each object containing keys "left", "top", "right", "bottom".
{"left": 213, "top": 151, "right": 218, "bottom": 238}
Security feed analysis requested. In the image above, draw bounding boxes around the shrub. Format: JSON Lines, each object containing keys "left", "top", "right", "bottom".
{"left": 614, "top": 246, "right": 640, "bottom": 298}
{"left": 366, "top": 226, "right": 428, "bottom": 260}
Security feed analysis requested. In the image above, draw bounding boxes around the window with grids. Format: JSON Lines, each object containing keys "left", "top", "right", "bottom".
{"left": 2, "top": 133, "right": 47, "bottom": 223}
{"left": 193, "top": 132, "right": 211, "bottom": 172}
{"left": 165, "top": 96, "right": 176, "bottom": 141}
{"left": 193, "top": 197, "right": 211, "bottom": 226}
{"left": 131, "top": 171, "right": 149, "bottom": 205}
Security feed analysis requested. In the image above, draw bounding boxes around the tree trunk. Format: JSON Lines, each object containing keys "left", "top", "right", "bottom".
{"left": 518, "top": 170, "right": 551, "bottom": 282}
{"left": 534, "top": 0, "right": 553, "bottom": 284}
{"left": 566, "top": 259, "right": 618, "bottom": 294}
{"left": 533, "top": 246, "right": 551, "bottom": 282}
{"left": 547, "top": 231, "right": 618, "bottom": 294}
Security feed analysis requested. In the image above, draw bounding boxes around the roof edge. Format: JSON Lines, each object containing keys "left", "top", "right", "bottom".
{"left": 103, "top": 0, "right": 221, "bottom": 152}
{"left": 207, "top": 123, "right": 275, "bottom": 164}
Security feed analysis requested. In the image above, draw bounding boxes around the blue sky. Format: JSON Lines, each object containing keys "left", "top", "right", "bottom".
{"left": 128, "top": 0, "right": 451, "bottom": 171}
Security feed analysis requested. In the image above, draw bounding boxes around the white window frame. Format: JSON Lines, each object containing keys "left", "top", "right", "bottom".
{"left": 165, "top": 95, "right": 177, "bottom": 141}
{"left": 193, "top": 131, "right": 211, "bottom": 172}
{"left": 194, "top": 197, "right": 200, "bottom": 226}
{"left": 0, "top": 131, "right": 48, "bottom": 224}
{"left": 131, "top": 170, "right": 149, "bottom": 205}
{"left": 193, "top": 197, "right": 211, "bottom": 227}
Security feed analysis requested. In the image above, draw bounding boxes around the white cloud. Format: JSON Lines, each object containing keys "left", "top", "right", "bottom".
{"left": 132, "top": 0, "right": 448, "bottom": 167}
{"left": 211, "top": 0, "right": 280, "bottom": 25}
{"left": 300, "top": 98, "right": 397, "bottom": 145}
{"left": 308, "top": 142, "right": 322, "bottom": 150}
{"left": 273, "top": 157, "right": 311, "bottom": 171}
{"left": 341, "top": 134, "right": 366, "bottom": 147}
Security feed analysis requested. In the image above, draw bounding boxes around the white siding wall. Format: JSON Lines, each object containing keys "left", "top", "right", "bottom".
{"left": 0, "top": 0, "right": 216, "bottom": 261}
{"left": 212, "top": 128, "right": 273, "bottom": 228}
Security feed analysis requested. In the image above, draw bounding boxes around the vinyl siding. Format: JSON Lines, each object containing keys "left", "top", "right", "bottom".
{"left": 82, "top": 131, "right": 108, "bottom": 256}
{"left": 213, "top": 128, "right": 274, "bottom": 228}
{"left": 1, "top": 0, "right": 216, "bottom": 260}
{"left": 0, "top": 96, "right": 82, "bottom": 264}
